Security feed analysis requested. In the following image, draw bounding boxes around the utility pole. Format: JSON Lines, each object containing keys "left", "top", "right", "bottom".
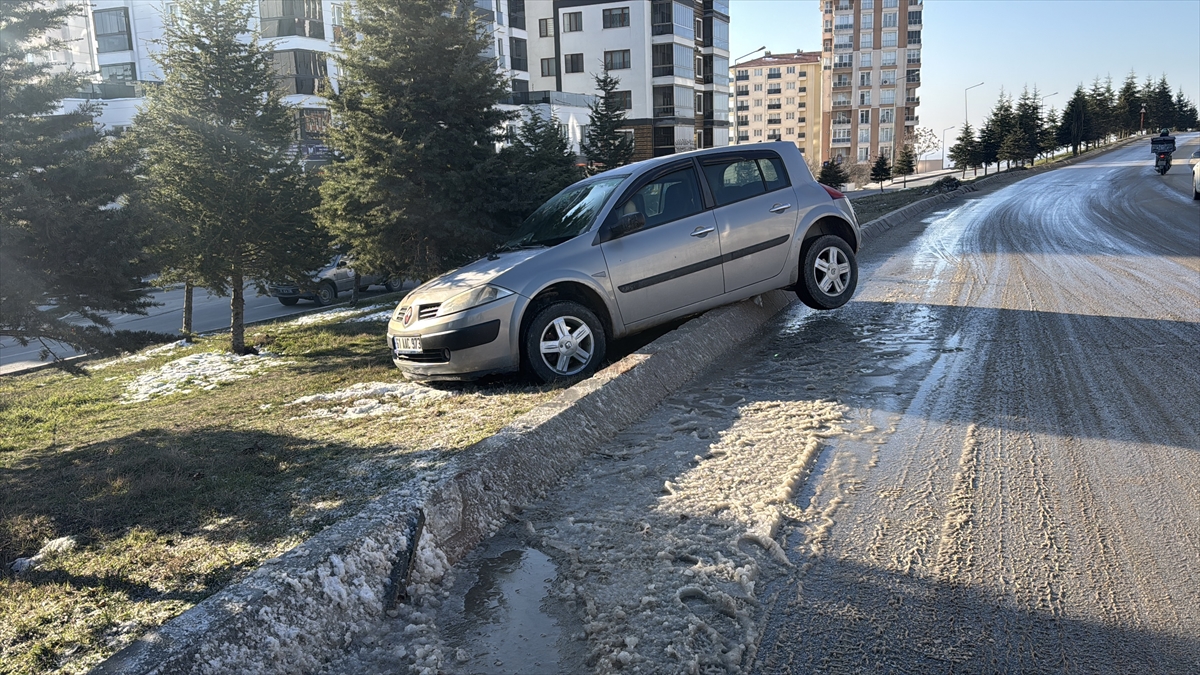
{"left": 1140, "top": 103, "right": 1146, "bottom": 134}
{"left": 965, "top": 82, "right": 984, "bottom": 124}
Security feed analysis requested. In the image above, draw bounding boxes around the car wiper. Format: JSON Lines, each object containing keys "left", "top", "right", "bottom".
{"left": 487, "top": 242, "right": 545, "bottom": 260}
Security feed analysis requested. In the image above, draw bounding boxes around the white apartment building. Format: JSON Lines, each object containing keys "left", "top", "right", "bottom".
{"left": 819, "top": 0, "right": 922, "bottom": 165}
{"left": 730, "top": 51, "right": 822, "bottom": 161}
{"left": 47, "top": 0, "right": 595, "bottom": 158}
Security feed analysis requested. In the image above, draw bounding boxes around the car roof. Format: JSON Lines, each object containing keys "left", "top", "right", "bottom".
{"left": 599, "top": 142, "right": 796, "bottom": 180}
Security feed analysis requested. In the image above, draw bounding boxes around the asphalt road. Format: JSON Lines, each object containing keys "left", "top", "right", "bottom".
{"left": 0, "top": 283, "right": 403, "bottom": 374}
{"left": 354, "top": 135, "right": 1200, "bottom": 674}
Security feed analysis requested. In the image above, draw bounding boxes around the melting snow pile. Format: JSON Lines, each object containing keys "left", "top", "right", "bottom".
{"left": 121, "top": 351, "right": 294, "bottom": 403}
{"left": 88, "top": 339, "right": 191, "bottom": 371}
{"left": 288, "top": 381, "right": 456, "bottom": 419}
{"left": 345, "top": 308, "right": 395, "bottom": 323}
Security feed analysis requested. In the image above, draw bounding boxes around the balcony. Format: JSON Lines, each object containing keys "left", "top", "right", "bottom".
{"left": 833, "top": 81, "right": 851, "bottom": 89}
{"left": 766, "top": 87, "right": 781, "bottom": 95}
{"left": 832, "top": 61, "right": 853, "bottom": 69}
{"left": 767, "top": 103, "right": 782, "bottom": 110}
{"left": 767, "top": 133, "right": 782, "bottom": 140}
{"left": 735, "top": 89, "right": 749, "bottom": 97}
{"left": 767, "top": 119, "right": 781, "bottom": 125}
{"left": 767, "top": 72, "right": 781, "bottom": 79}
{"left": 501, "top": 90, "right": 597, "bottom": 107}
{"left": 906, "top": 74, "right": 921, "bottom": 84}
{"left": 905, "top": 96, "right": 920, "bottom": 104}
{"left": 832, "top": 137, "right": 851, "bottom": 145}
{"left": 735, "top": 73, "right": 749, "bottom": 81}
{"left": 737, "top": 134, "right": 749, "bottom": 142}
{"left": 904, "top": 115, "right": 918, "bottom": 124}
{"left": 736, "top": 103, "right": 749, "bottom": 111}
{"left": 832, "top": 100, "right": 851, "bottom": 108}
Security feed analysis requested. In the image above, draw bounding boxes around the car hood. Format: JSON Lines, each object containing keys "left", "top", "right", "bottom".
{"left": 405, "top": 248, "right": 546, "bottom": 303}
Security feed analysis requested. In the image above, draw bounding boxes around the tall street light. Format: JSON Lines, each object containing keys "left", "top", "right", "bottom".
{"left": 964, "top": 81, "right": 984, "bottom": 124}
{"left": 942, "top": 125, "right": 956, "bottom": 171}
{"left": 731, "top": 46, "right": 766, "bottom": 146}
{"left": 1037, "top": 92, "right": 1058, "bottom": 165}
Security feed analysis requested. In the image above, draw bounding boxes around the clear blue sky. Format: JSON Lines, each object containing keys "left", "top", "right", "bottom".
{"left": 729, "top": 0, "right": 1200, "bottom": 157}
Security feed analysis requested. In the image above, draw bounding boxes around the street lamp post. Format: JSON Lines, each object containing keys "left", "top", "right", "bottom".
{"left": 942, "top": 124, "right": 956, "bottom": 172}
{"left": 1037, "top": 92, "right": 1058, "bottom": 165}
{"left": 731, "top": 46, "right": 766, "bottom": 146}
{"left": 1140, "top": 103, "right": 1147, "bottom": 134}
{"left": 964, "top": 82, "right": 984, "bottom": 124}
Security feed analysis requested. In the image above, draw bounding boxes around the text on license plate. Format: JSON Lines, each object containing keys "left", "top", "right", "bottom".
{"left": 394, "top": 336, "right": 422, "bottom": 354}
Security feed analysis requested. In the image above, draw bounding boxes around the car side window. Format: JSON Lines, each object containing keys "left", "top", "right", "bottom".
{"left": 616, "top": 167, "right": 703, "bottom": 231}
{"left": 702, "top": 159, "right": 767, "bottom": 206}
{"left": 757, "top": 157, "right": 790, "bottom": 191}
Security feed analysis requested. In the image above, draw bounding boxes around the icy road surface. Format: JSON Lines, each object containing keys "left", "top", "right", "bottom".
{"left": 330, "top": 137, "right": 1200, "bottom": 674}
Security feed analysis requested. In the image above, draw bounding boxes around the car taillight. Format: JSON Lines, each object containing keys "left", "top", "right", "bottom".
{"left": 821, "top": 184, "right": 845, "bottom": 200}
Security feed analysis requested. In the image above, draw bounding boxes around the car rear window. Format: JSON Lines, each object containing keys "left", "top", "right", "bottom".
{"left": 702, "top": 159, "right": 766, "bottom": 206}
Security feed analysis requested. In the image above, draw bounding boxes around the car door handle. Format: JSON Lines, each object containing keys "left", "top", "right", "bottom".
{"left": 690, "top": 226, "right": 716, "bottom": 237}
{"left": 769, "top": 203, "right": 792, "bottom": 214}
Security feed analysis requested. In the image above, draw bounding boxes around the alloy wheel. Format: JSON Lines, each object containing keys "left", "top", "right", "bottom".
{"left": 538, "top": 315, "right": 595, "bottom": 376}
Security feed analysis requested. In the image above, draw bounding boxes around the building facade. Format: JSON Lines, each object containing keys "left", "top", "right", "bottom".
{"left": 819, "top": 0, "right": 922, "bottom": 166}
{"left": 730, "top": 51, "right": 822, "bottom": 162}
{"left": 518, "top": 0, "right": 730, "bottom": 160}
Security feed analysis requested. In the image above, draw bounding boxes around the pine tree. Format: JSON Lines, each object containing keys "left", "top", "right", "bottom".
{"left": 1116, "top": 71, "right": 1143, "bottom": 136}
{"left": 977, "top": 118, "right": 1000, "bottom": 175}
{"left": 581, "top": 68, "right": 635, "bottom": 173}
{"left": 893, "top": 145, "right": 916, "bottom": 187}
{"left": 491, "top": 111, "right": 584, "bottom": 233}
{"left": 817, "top": 161, "right": 849, "bottom": 191}
{"left": 132, "top": 0, "right": 328, "bottom": 354}
{"left": 998, "top": 131, "right": 1027, "bottom": 168}
{"left": 1057, "top": 86, "right": 1092, "bottom": 156}
{"left": 1039, "top": 107, "right": 1060, "bottom": 163}
{"left": 1173, "top": 87, "right": 1198, "bottom": 130}
{"left": 988, "top": 90, "right": 1018, "bottom": 168}
{"left": 1144, "top": 75, "right": 1175, "bottom": 132}
{"left": 316, "top": 0, "right": 512, "bottom": 281}
{"left": 1015, "top": 86, "right": 1042, "bottom": 165}
{"left": 869, "top": 154, "right": 891, "bottom": 192}
{"left": 948, "top": 123, "right": 978, "bottom": 177}
{"left": 0, "top": 0, "right": 158, "bottom": 361}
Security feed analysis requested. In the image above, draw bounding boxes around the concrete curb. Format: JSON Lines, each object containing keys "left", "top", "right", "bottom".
{"left": 92, "top": 289, "right": 794, "bottom": 675}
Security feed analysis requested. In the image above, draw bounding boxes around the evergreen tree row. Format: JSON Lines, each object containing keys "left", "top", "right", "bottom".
{"left": 2, "top": 0, "right": 632, "bottom": 360}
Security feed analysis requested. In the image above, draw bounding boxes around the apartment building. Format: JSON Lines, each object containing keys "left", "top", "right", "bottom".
{"left": 520, "top": 0, "right": 731, "bottom": 160}
{"left": 819, "top": 0, "right": 922, "bottom": 165}
{"left": 730, "top": 51, "right": 822, "bottom": 161}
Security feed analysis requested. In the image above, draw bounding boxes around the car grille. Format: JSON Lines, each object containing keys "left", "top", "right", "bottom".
{"left": 417, "top": 304, "right": 441, "bottom": 320}
{"left": 396, "top": 349, "right": 450, "bottom": 364}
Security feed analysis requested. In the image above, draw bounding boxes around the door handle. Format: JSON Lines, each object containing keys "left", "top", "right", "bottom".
{"left": 769, "top": 203, "right": 792, "bottom": 214}
{"left": 690, "top": 226, "right": 716, "bottom": 237}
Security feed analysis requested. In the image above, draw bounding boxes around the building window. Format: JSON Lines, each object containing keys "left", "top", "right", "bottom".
{"left": 754, "top": 129, "right": 763, "bottom": 137}
{"left": 539, "top": 17, "right": 554, "bottom": 37}
{"left": 753, "top": 99, "right": 762, "bottom": 107}
{"left": 799, "top": 86, "right": 807, "bottom": 93}
{"left": 858, "top": 147, "right": 870, "bottom": 161}
{"left": 833, "top": 129, "right": 850, "bottom": 141}
{"left": 859, "top": 91, "right": 871, "bottom": 105}
{"left": 785, "top": 97, "right": 795, "bottom": 105}
{"left": 883, "top": 11, "right": 897, "bottom": 27}
{"left": 883, "top": 0, "right": 898, "bottom": 7}
{"left": 834, "top": 14, "right": 853, "bottom": 30}
{"left": 908, "top": 10, "right": 922, "bottom": 24}
{"left": 860, "top": 52, "right": 872, "bottom": 67}
{"left": 767, "top": 67, "right": 781, "bottom": 78}
{"left": 882, "top": 31, "right": 897, "bottom": 47}
{"left": 271, "top": 50, "right": 327, "bottom": 95}
{"left": 881, "top": 89, "right": 895, "bottom": 104}
{"left": 834, "top": 35, "right": 853, "bottom": 50}
{"left": 858, "top": 128, "right": 870, "bottom": 143}
{"left": 880, "top": 70, "right": 896, "bottom": 85}
{"left": 786, "top": 111, "right": 795, "bottom": 120}
{"left": 613, "top": 90, "right": 633, "bottom": 110}
{"left": 603, "top": 7, "right": 630, "bottom": 28}
{"left": 331, "top": 4, "right": 346, "bottom": 43}
{"left": 511, "top": 78, "right": 529, "bottom": 93}
{"left": 834, "top": 54, "right": 852, "bottom": 68}
{"left": 785, "top": 127, "right": 794, "bottom": 135}
{"left": 509, "top": 0, "right": 526, "bottom": 29}
{"left": 100, "top": 62, "right": 136, "bottom": 81}
{"left": 861, "top": 13, "right": 873, "bottom": 29}
{"left": 93, "top": 8, "right": 132, "bottom": 52}
{"left": 907, "top": 30, "right": 921, "bottom": 45}
{"left": 510, "top": 38, "right": 528, "bottom": 71}
{"left": 754, "top": 83, "right": 763, "bottom": 91}
{"left": 736, "top": 68, "right": 749, "bottom": 79}
{"left": 786, "top": 66, "right": 796, "bottom": 74}
{"left": 497, "top": 37, "right": 505, "bottom": 68}
{"left": 259, "top": 0, "right": 324, "bottom": 39}
{"left": 880, "top": 127, "right": 894, "bottom": 142}
{"left": 860, "top": 34, "right": 872, "bottom": 48}
{"left": 880, "top": 108, "right": 895, "bottom": 123}
{"left": 859, "top": 109, "right": 870, "bottom": 124}
{"left": 540, "top": 58, "right": 557, "bottom": 77}
{"left": 859, "top": 72, "right": 871, "bottom": 87}
{"left": 563, "top": 11, "right": 582, "bottom": 32}
{"left": 862, "top": 0, "right": 874, "bottom": 7}
{"left": 604, "top": 49, "right": 631, "bottom": 70}
{"left": 753, "top": 114, "right": 763, "bottom": 121}
{"left": 882, "top": 51, "right": 897, "bottom": 66}
{"left": 907, "top": 50, "right": 921, "bottom": 64}
{"left": 798, "top": 116, "right": 806, "bottom": 124}
{"left": 798, "top": 132, "right": 806, "bottom": 140}
{"left": 906, "top": 68, "right": 920, "bottom": 83}
{"left": 564, "top": 53, "right": 584, "bottom": 73}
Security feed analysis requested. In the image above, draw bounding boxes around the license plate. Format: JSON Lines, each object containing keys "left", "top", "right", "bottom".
{"left": 394, "top": 336, "right": 422, "bottom": 354}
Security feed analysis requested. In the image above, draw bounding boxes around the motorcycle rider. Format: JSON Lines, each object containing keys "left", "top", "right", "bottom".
{"left": 1155, "top": 128, "right": 1176, "bottom": 153}
{"left": 1152, "top": 128, "right": 1176, "bottom": 174}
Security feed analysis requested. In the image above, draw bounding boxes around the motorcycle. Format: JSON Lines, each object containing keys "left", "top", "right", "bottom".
{"left": 1155, "top": 151, "right": 1172, "bottom": 175}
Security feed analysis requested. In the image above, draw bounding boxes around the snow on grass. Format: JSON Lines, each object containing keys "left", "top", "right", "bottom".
{"left": 287, "top": 381, "right": 456, "bottom": 420}
{"left": 284, "top": 303, "right": 395, "bottom": 327}
{"left": 87, "top": 339, "right": 192, "bottom": 371}
{"left": 121, "top": 351, "right": 295, "bottom": 404}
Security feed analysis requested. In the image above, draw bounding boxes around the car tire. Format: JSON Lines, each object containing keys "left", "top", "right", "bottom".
{"left": 278, "top": 297, "right": 300, "bottom": 306}
{"left": 1193, "top": 187, "right": 1199, "bottom": 200}
{"left": 795, "top": 235, "right": 858, "bottom": 311}
{"left": 522, "top": 301, "right": 606, "bottom": 384}
{"left": 384, "top": 278, "right": 405, "bottom": 292}
{"left": 314, "top": 281, "right": 338, "bottom": 306}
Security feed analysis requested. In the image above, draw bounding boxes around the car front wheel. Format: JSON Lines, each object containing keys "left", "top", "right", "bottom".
{"left": 523, "top": 301, "right": 606, "bottom": 384}
{"left": 795, "top": 235, "right": 858, "bottom": 310}
{"left": 314, "top": 281, "right": 338, "bottom": 306}
{"left": 384, "top": 278, "right": 405, "bottom": 292}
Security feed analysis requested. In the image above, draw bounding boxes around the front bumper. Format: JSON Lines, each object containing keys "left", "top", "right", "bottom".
{"left": 386, "top": 294, "right": 521, "bottom": 380}
{"left": 268, "top": 285, "right": 314, "bottom": 299}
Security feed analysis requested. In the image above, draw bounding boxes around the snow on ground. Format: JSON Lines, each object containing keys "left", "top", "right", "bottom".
{"left": 285, "top": 303, "right": 395, "bottom": 327}
{"left": 120, "top": 351, "right": 294, "bottom": 403}
{"left": 287, "top": 381, "right": 457, "bottom": 420}
{"left": 87, "top": 339, "right": 191, "bottom": 371}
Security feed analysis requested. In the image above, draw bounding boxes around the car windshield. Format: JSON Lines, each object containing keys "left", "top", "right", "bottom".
{"left": 503, "top": 176, "right": 627, "bottom": 248}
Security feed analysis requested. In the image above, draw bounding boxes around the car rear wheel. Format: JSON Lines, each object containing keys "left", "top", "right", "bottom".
{"left": 314, "top": 281, "right": 338, "bottom": 306}
{"left": 523, "top": 301, "right": 606, "bottom": 384}
{"left": 795, "top": 235, "right": 857, "bottom": 310}
{"left": 384, "top": 278, "right": 405, "bottom": 292}
{"left": 278, "top": 297, "right": 300, "bottom": 306}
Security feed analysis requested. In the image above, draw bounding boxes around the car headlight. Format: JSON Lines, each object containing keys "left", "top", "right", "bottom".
{"left": 436, "top": 285, "right": 514, "bottom": 317}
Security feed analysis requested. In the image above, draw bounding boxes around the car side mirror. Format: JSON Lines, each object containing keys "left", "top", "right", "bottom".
{"left": 613, "top": 212, "right": 646, "bottom": 238}
{"left": 336, "top": 259, "right": 349, "bottom": 268}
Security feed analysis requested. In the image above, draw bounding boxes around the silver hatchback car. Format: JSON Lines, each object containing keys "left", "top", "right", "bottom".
{"left": 387, "top": 143, "right": 860, "bottom": 382}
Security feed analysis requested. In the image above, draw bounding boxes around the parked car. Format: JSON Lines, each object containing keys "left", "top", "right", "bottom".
{"left": 1190, "top": 149, "right": 1200, "bottom": 200}
{"left": 268, "top": 254, "right": 404, "bottom": 306}
{"left": 387, "top": 143, "right": 860, "bottom": 383}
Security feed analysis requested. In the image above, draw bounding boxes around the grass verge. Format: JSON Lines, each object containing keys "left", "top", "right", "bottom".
{"left": 0, "top": 301, "right": 556, "bottom": 675}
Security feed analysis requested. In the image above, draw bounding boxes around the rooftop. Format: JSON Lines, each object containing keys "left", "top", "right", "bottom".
{"left": 736, "top": 51, "right": 822, "bottom": 69}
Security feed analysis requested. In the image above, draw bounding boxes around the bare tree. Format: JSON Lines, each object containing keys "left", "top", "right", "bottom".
{"left": 909, "top": 127, "right": 940, "bottom": 173}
